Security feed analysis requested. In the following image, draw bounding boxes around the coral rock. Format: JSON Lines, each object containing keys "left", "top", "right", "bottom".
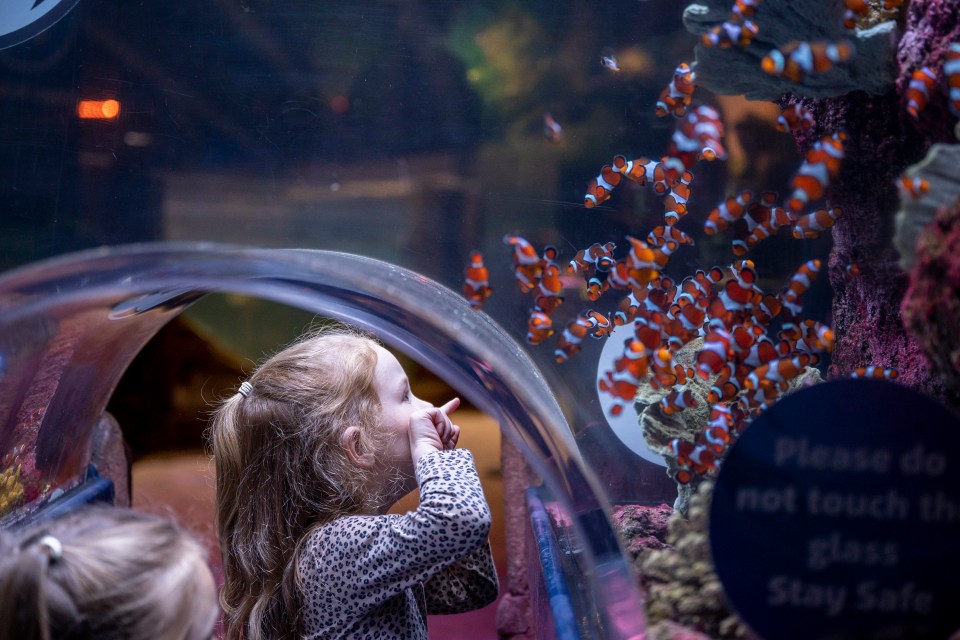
{"left": 684, "top": 0, "right": 897, "bottom": 100}
{"left": 894, "top": 143, "right": 960, "bottom": 271}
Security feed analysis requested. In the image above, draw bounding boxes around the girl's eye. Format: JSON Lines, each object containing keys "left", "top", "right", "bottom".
{"left": 402, "top": 388, "right": 410, "bottom": 402}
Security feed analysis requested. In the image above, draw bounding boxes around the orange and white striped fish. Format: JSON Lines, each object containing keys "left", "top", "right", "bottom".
{"left": 851, "top": 366, "right": 898, "bottom": 380}
{"left": 732, "top": 0, "right": 762, "bottom": 18}
{"left": 462, "top": 251, "right": 492, "bottom": 310}
{"left": 704, "top": 190, "right": 753, "bottom": 235}
{"left": 660, "top": 387, "right": 698, "bottom": 415}
{"left": 526, "top": 309, "right": 555, "bottom": 345}
{"left": 899, "top": 175, "right": 930, "bottom": 199}
{"left": 701, "top": 18, "right": 759, "bottom": 49}
{"left": 905, "top": 66, "right": 937, "bottom": 119}
{"left": 842, "top": 0, "right": 868, "bottom": 29}
{"left": 584, "top": 164, "right": 622, "bottom": 208}
{"left": 554, "top": 312, "right": 595, "bottom": 363}
{"left": 669, "top": 105, "right": 727, "bottom": 168}
{"left": 503, "top": 234, "right": 543, "bottom": 293}
{"left": 656, "top": 62, "right": 697, "bottom": 118}
{"left": 761, "top": 40, "right": 855, "bottom": 83}
{"left": 946, "top": 42, "right": 960, "bottom": 117}
{"left": 792, "top": 207, "right": 843, "bottom": 238}
{"left": 786, "top": 132, "right": 846, "bottom": 212}
{"left": 777, "top": 103, "right": 815, "bottom": 133}
{"left": 744, "top": 354, "right": 812, "bottom": 390}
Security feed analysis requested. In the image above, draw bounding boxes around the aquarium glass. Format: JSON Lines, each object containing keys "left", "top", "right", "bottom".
{"left": 0, "top": 0, "right": 855, "bottom": 636}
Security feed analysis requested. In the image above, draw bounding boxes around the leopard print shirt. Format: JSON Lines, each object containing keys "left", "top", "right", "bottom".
{"left": 298, "top": 449, "right": 499, "bottom": 639}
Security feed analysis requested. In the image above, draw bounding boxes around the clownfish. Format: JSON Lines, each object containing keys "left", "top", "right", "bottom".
{"left": 842, "top": 0, "right": 868, "bottom": 29}
{"left": 656, "top": 62, "right": 697, "bottom": 118}
{"left": 777, "top": 103, "right": 815, "bottom": 133}
{"left": 844, "top": 262, "right": 861, "bottom": 281}
{"left": 744, "top": 354, "right": 811, "bottom": 391}
{"left": 584, "top": 164, "right": 622, "bottom": 208}
{"left": 526, "top": 309, "right": 555, "bottom": 345}
{"left": 534, "top": 258, "right": 565, "bottom": 315}
{"left": 703, "top": 404, "right": 734, "bottom": 453}
{"left": 786, "top": 132, "right": 846, "bottom": 212}
{"left": 899, "top": 175, "right": 930, "bottom": 199}
{"left": 669, "top": 105, "right": 727, "bottom": 168}
{"left": 701, "top": 19, "right": 759, "bottom": 49}
{"left": 732, "top": 0, "right": 762, "bottom": 18}
{"left": 704, "top": 190, "right": 753, "bottom": 235}
{"left": 503, "top": 234, "right": 542, "bottom": 293}
{"left": 462, "top": 251, "right": 492, "bottom": 310}
{"left": 905, "top": 66, "right": 937, "bottom": 120}
{"left": 781, "top": 259, "right": 821, "bottom": 303}
{"left": 555, "top": 312, "right": 595, "bottom": 363}
{"left": 697, "top": 328, "right": 732, "bottom": 378}
{"left": 761, "top": 40, "right": 855, "bottom": 83}
{"left": 731, "top": 192, "right": 793, "bottom": 256}
{"left": 543, "top": 113, "right": 564, "bottom": 144}
{"left": 792, "top": 207, "right": 843, "bottom": 239}
{"left": 660, "top": 388, "right": 697, "bottom": 415}
{"left": 946, "top": 43, "right": 960, "bottom": 117}
{"left": 851, "top": 366, "right": 898, "bottom": 380}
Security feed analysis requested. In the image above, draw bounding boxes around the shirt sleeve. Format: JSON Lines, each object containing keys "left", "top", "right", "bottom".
{"left": 299, "top": 449, "right": 493, "bottom": 619}
{"left": 422, "top": 539, "right": 499, "bottom": 614}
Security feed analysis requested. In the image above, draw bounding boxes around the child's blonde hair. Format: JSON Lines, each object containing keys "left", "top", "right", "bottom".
{"left": 208, "top": 325, "right": 388, "bottom": 640}
{"left": 0, "top": 504, "right": 216, "bottom": 640}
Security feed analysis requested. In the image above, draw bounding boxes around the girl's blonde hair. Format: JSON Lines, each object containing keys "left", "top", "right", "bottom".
{"left": 0, "top": 504, "right": 216, "bottom": 640}
{"left": 208, "top": 325, "right": 387, "bottom": 640}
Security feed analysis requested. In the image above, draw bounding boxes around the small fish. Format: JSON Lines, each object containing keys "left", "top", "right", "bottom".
{"left": 786, "top": 132, "right": 846, "bottom": 212}
{"left": 669, "top": 105, "right": 727, "bottom": 168}
{"left": 601, "top": 52, "right": 622, "bottom": 73}
{"left": 791, "top": 207, "right": 843, "bottom": 239}
{"left": 761, "top": 40, "right": 855, "bottom": 83}
{"left": 697, "top": 328, "right": 732, "bottom": 378}
{"left": 462, "top": 251, "right": 492, "bottom": 310}
{"left": 731, "top": 0, "right": 762, "bottom": 18}
{"left": 899, "top": 175, "right": 930, "bottom": 199}
{"left": 554, "top": 312, "right": 595, "bottom": 363}
{"left": 851, "top": 366, "right": 898, "bottom": 380}
{"left": 843, "top": 262, "right": 861, "bottom": 281}
{"left": 543, "top": 112, "right": 564, "bottom": 144}
{"left": 776, "top": 103, "right": 815, "bottom": 133}
{"left": 655, "top": 62, "right": 697, "bottom": 118}
{"left": 584, "top": 164, "right": 622, "bottom": 208}
{"left": 744, "top": 354, "right": 812, "bottom": 390}
{"left": 701, "top": 18, "right": 759, "bottom": 49}
{"left": 842, "top": 0, "right": 868, "bottom": 29}
{"left": 946, "top": 43, "right": 960, "bottom": 117}
{"left": 503, "top": 234, "right": 542, "bottom": 293}
{"left": 526, "top": 309, "right": 555, "bottom": 345}
{"left": 534, "top": 259, "right": 565, "bottom": 314}
{"left": 704, "top": 190, "right": 753, "bottom": 235}
{"left": 905, "top": 66, "right": 937, "bottom": 119}
{"left": 660, "top": 387, "right": 698, "bottom": 415}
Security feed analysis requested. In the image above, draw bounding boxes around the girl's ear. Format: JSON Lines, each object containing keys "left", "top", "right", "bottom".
{"left": 341, "top": 426, "right": 375, "bottom": 468}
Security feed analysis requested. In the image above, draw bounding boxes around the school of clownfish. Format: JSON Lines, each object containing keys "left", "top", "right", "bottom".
{"left": 461, "top": 0, "right": 960, "bottom": 486}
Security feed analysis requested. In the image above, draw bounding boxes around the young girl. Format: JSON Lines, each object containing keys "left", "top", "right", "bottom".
{"left": 209, "top": 325, "right": 498, "bottom": 640}
{"left": 0, "top": 504, "right": 219, "bottom": 640}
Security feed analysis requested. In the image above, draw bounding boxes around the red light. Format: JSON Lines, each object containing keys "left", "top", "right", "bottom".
{"left": 77, "top": 99, "right": 121, "bottom": 120}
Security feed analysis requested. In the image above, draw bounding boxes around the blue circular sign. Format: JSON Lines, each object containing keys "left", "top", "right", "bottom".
{"left": 0, "top": 0, "right": 82, "bottom": 51}
{"left": 710, "top": 378, "right": 960, "bottom": 639}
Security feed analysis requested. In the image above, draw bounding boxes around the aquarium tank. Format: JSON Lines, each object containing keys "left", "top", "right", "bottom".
{"left": 2, "top": 0, "right": 960, "bottom": 638}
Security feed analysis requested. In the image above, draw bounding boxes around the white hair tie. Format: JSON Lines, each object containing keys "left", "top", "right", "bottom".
{"left": 237, "top": 381, "right": 253, "bottom": 398}
{"left": 38, "top": 535, "right": 63, "bottom": 562}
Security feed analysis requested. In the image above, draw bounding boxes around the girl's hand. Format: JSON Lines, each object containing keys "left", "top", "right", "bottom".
{"left": 409, "top": 397, "right": 461, "bottom": 464}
